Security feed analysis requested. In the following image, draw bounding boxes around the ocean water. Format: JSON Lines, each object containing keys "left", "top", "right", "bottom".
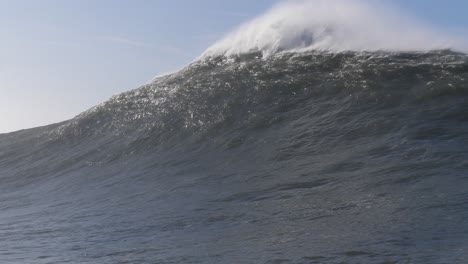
{"left": 1, "top": 50, "right": 467, "bottom": 263}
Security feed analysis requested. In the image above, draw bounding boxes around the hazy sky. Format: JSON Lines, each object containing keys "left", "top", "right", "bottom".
{"left": 1, "top": 0, "right": 467, "bottom": 133}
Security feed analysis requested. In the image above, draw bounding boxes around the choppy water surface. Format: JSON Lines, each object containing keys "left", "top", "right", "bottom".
{"left": 1, "top": 51, "right": 468, "bottom": 263}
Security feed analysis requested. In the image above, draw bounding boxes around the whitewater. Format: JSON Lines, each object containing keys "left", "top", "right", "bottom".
{"left": 202, "top": 0, "right": 466, "bottom": 57}
{"left": 1, "top": 1, "right": 468, "bottom": 263}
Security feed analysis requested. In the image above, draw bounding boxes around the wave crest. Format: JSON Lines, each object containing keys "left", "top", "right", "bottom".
{"left": 202, "top": 0, "right": 465, "bottom": 58}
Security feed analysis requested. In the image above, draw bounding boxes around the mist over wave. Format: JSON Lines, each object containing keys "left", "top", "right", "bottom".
{"left": 1, "top": 1, "right": 468, "bottom": 263}
{"left": 203, "top": 0, "right": 465, "bottom": 57}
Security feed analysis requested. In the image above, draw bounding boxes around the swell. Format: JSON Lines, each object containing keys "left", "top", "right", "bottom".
{"left": 52, "top": 50, "right": 468, "bottom": 142}
{"left": 2, "top": 50, "right": 467, "bottom": 180}
{"left": 2, "top": 50, "right": 467, "bottom": 197}
{"left": 1, "top": 50, "right": 468, "bottom": 263}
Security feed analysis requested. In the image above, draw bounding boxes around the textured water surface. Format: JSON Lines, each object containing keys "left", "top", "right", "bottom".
{"left": 1, "top": 51, "right": 468, "bottom": 263}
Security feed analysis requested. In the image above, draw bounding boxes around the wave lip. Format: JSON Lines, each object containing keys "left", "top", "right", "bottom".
{"left": 202, "top": 0, "right": 465, "bottom": 58}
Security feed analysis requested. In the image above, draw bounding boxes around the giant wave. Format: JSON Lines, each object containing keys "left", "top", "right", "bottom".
{"left": 1, "top": 1, "right": 468, "bottom": 263}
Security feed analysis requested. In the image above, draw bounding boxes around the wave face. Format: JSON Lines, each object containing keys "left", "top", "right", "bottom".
{"left": 1, "top": 50, "right": 468, "bottom": 263}
{"left": 202, "top": 0, "right": 465, "bottom": 58}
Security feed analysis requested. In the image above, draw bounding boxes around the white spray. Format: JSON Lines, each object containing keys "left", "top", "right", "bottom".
{"left": 202, "top": 0, "right": 466, "bottom": 58}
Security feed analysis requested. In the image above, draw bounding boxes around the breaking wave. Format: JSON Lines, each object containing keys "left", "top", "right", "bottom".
{"left": 202, "top": 0, "right": 465, "bottom": 58}
{"left": 1, "top": 1, "right": 468, "bottom": 263}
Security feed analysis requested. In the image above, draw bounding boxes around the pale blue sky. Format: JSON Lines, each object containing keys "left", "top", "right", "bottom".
{"left": 1, "top": 0, "right": 467, "bottom": 133}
